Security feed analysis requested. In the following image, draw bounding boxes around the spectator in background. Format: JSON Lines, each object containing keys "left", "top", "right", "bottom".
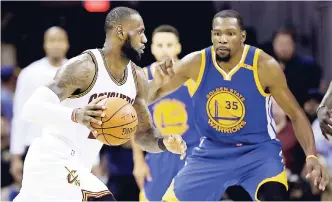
{"left": 10, "top": 26, "right": 69, "bottom": 186}
{"left": 272, "top": 28, "right": 322, "bottom": 107}
{"left": 2, "top": 115, "right": 22, "bottom": 201}
{"left": 272, "top": 98, "right": 305, "bottom": 175}
{"left": 1, "top": 116, "right": 13, "bottom": 188}
{"left": 304, "top": 89, "right": 324, "bottom": 124}
{"left": 1, "top": 65, "right": 18, "bottom": 122}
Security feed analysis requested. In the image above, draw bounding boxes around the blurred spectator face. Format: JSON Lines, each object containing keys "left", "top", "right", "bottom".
{"left": 43, "top": 27, "right": 69, "bottom": 62}
{"left": 272, "top": 99, "right": 286, "bottom": 125}
{"left": 304, "top": 98, "right": 320, "bottom": 124}
{"left": 1, "top": 117, "right": 10, "bottom": 150}
{"left": 151, "top": 32, "right": 181, "bottom": 61}
{"left": 273, "top": 33, "right": 295, "bottom": 61}
{"left": 211, "top": 17, "right": 246, "bottom": 62}
{"left": 304, "top": 99, "right": 319, "bottom": 116}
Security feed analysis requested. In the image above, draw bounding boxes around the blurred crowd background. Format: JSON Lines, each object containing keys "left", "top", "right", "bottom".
{"left": 1, "top": 1, "right": 332, "bottom": 201}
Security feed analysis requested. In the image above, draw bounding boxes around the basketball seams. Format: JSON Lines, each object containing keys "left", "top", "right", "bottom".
{"left": 103, "top": 103, "right": 130, "bottom": 123}
{"left": 102, "top": 119, "right": 138, "bottom": 129}
{"left": 104, "top": 133, "right": 130, "bottom": 140}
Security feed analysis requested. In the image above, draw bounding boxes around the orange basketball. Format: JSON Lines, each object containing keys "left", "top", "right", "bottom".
{"left": 91, "top": 97, "right": 138, "bottom": 146}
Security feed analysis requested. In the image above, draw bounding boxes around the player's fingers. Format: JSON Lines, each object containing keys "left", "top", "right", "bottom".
{"left": 323, "top": 117, "right": 332, "bottom": 126}
{"left": 313, "top": 166, "right": 322, "bottom": 186}
{"left": 167, "top": 67, "right": 175, "bottom": 77}
{"left": 159, "top": 62, "right": 169, "bottom": 75}
{"left": 86, "top": 116, "right": 102, "bottom": 126}
{"left": 90, "top": 95, "right": 107, "bottom": 104}
{"left": 167, "top": 135, "right": 176, "bottom": 144}
{"left": 321, "top": 130, "right": 330, "bottom": 140}
{"left": 321, "top": 122, "right": 332, "bottom": 135}
{"left": 86, "top": 110, "right": 104, "bottom": 117}
{"left": 134, "top": 176, "right": 144, "bottom": 190}
{"left": 86, "top": 104, "right": 105, "bottom": 110}
{"left": 306, "top": 164, "right": 314, "bottom": 179}
{"left": 155, "top": 66, "right": 166, "bottom": 77}
{"left": 146, "top": 168, "right": 153, "bottom": 182}
{"left": 85, "top": 122, "right": 98, "bottom": 135}
{"left": 319, "top": 173, "right": 329, "bottom": 191}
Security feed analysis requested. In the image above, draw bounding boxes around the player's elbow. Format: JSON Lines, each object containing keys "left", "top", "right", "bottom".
{"left": 134, "top": 130, "right": 160, "bottom": 153}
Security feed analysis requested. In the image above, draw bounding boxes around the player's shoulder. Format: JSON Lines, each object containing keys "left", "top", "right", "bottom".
{"left": 257, "top": 50, "right": 279, "bottom": 70}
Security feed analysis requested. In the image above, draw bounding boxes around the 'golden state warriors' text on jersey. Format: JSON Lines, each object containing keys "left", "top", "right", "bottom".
{"left": 192, "top": 45, "right": 277, "bottom": 144}
{"left": 144, "top": 65, "right": 199, "bottom": 146}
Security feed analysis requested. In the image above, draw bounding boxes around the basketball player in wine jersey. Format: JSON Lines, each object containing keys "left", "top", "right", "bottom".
{"left": 13, "top": 7, "right": 185, "bottom": 202}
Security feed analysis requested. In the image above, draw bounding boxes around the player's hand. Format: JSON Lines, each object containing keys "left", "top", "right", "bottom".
{"left": 305, "top": 155, "right": 329, "bottom": 191}
{"left": 153, "top": 58, "right": 175, "bottom": 86}
{"left": 73, "top": 95, "right": 107, "bottom": 134}
{"left": 317, "top": 105, "right": 332, "bottom": 140}
{"left": 133, "top": 159, "right": 152, "bottom": 190}
{"left": 163, "top": 135, "right": 187, "bottom": 160}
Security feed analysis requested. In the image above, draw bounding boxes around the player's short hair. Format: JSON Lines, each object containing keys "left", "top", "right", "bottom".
{"left": 104, "top": 7, "right": 139, "bottom": 34}
{"left": 213, "top": 10, "right": 244, "bottom": 30}
{"left": 152, "top": 25, "right": 180, "bottom": 40}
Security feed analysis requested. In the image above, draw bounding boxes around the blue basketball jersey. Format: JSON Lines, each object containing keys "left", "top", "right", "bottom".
{"left": 145, "top": 64, "right": 199, "bottom": 146}
{"left": 192, "top": 45, "right": 278, "bottom": 144}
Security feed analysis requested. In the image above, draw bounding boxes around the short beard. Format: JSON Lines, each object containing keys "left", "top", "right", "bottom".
{"left": 216, "top": 54, "right": 231, "bottom": 62}
{"left": 121, "top": 36, "right": 141, "bottom": 61}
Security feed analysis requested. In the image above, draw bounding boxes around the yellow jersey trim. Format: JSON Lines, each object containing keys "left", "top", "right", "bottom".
{"left": 254, "top": 169, "right": 288, "bottom": 201}
{"left": 184, "top": 79, "right": 196, "bottom": 97}
{"left": 162, "top": 181, "right": 180, "bottom": 202}
{"left": 253, "top": 49, "right": 270, "bottom": 97}
{"left": 139, "top": 190, "right": 149, "bottom": 202}
{"left": 191, "top": 49, "right": 206, "bottom": 96}
{"left": 211, "top": 45, "right": 249, "bottom": 81}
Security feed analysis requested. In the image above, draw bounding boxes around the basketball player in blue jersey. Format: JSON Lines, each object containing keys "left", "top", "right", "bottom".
{"left": 149, "top": 10, "right": 329, "bottom": 201}
{"left": 132, "top": 25, "right": 200, "bottom": 201}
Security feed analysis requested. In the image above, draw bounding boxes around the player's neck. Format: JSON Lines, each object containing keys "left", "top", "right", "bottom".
{"left": 217, "top": 45, "right": 244, "bottom": 73}
{"left": 103, "top": 48, "right": 130, "bottom": 81}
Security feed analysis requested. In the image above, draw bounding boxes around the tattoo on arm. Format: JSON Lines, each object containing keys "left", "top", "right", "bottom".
{"left": 46, "top": 53, "right": 95, "bottom": 101}
{"left": 132, "top": 64, "right": 163, "bottom": 153}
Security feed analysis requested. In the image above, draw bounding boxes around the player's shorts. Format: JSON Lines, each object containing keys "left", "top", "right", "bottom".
{"left": 140, "top": 146, "right": 195, "bottom": 201}
{"left": 13, "top": 135, "right": 114, "bottom": 202}
{"left": 163, "top": 137, "right": 288, "bottom": 201}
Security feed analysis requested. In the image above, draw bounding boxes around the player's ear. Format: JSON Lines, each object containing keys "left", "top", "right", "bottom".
{"left": 241, "top": 30, "right": 246, "bottom": 43}
{"left": 116, "top": 25, "right": 125, "bottom": 40}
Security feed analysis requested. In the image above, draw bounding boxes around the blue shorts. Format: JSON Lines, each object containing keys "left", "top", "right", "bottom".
{"left": 163, "top": 138, "right": 288, "bottom": 201}
{"left": 140, "top": 146, "right": 195, "bottom": 201}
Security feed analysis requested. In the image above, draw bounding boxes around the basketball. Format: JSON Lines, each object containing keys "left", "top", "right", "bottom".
{"left": 91, "top": 97, "right": 138, "bottom": 146}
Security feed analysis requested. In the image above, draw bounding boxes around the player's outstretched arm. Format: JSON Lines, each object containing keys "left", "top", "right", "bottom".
{"left": 132, "top": 65, "right": 187, "bottom": 158}
{"left": 21, "top": 53, "right": 105, "bottom": 134}
{"left": 257, "top": 51, "right": 329, "bottom": 191}
{"left": 317, "top": 81, "right": 332, "bottom": 139}
{"left": 148, "top": 51, "right": 202, "bottom": 104}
